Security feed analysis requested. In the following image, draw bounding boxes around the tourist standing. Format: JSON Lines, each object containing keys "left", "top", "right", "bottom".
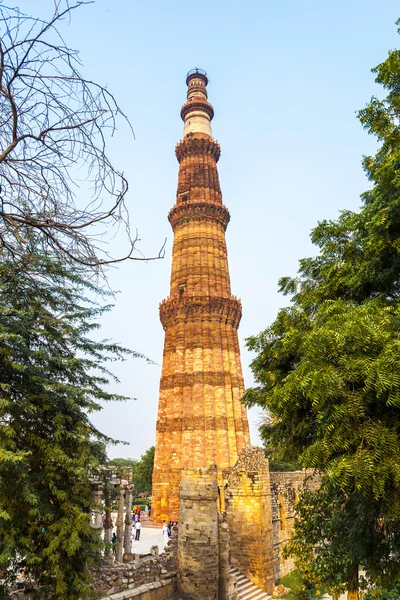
{"left": 111, "top": 532, "right": 117, "bottom": 554}
{"left": 162, "top": 521, "right": 169, "bottom": 548}
{"left": 135, "top": 520, "right": 141, "bottom": 541}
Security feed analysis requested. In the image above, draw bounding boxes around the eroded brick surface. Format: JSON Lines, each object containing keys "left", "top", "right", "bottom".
{"left": 152, "top": 72, "right": 250, "bottom": 524}
{"left": 225, "top": 446, "right": 275, "bottom": 594}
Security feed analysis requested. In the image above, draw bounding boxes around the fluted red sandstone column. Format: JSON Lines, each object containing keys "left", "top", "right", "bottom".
{"left": 152, "top": 69, "right": 250, "bottom": 523}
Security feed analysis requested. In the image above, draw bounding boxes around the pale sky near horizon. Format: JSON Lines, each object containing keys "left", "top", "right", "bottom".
{"left": 14, "top": 1, "right": 400, "bottom": 459}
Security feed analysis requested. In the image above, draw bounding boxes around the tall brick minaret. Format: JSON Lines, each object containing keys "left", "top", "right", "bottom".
{"left": 152, "top": 69, "right": 250, "bottom": 523}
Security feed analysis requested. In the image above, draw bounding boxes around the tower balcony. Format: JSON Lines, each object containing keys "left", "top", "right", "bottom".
{"left": 168, "top": 201, "right": 230, "bottom": 231}
{"left": 159, "top": 295, "right": 242, "bottom": 330}
{"left": 175, "top": 135, "right": 221, "bottom": 162}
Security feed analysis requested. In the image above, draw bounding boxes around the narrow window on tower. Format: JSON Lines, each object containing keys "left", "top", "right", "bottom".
{"left": 179, "top": 281, "right": 186, "bottom": 296}
{"left": 179, "top": 191, "right": 190, "bottom": 202}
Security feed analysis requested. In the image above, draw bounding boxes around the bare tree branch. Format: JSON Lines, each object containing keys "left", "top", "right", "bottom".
{"left": 0, "top": 1, "right": 164, "bottom": 270}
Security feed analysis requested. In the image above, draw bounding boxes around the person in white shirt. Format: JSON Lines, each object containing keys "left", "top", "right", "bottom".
{"left": 162, "top": 521, "right": 169, "bottom": 548}
{"left": 135, "top": 520, "right": 142, "bottom": 541}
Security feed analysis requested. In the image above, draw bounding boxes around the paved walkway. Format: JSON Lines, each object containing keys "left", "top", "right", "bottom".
{"left": 129, "top": 526, "right": 166, "bottom": 554}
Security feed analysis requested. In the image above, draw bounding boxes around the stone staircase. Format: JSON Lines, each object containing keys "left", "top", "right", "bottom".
{"left": 231, "top": 567, "right": 272, "bottom": 600}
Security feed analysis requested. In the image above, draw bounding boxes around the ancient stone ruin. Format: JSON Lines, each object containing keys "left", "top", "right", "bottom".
{"left": 90, "top": 70, "right": 321, "bottom": 600}
{"left": 89, "top": 465, "right": 135, "bottom": 563}
{"left": 152, "top": 67, "right": 250, "bottom": 525}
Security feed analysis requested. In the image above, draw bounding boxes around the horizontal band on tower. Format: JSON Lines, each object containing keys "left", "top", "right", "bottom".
{"left": 156, "top": 416, "right": 246, "bottom": 433}
{"left": 163, "top": 338, "right": 240, "bottom": 352}
{"left": 172, "top": 236, "right": 227, "bottom": 254}
{"left": 176, "top": 136, "right": 221, "bottom": 162}
{"left": 168, "top": 202, "right": 230, "bottom": 231}
{"left": 160, "top": 371, "right": 243, "bottom": 390}
{"left": 159, "top": 295, "right": 242, "bottom": 329}
{"left": 180, "top": 99, "right": 214, "bottom": 121}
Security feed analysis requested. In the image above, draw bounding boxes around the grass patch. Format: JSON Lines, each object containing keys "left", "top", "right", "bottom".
{"left": 278, "top": 570, "right": 326, "bottom": 600}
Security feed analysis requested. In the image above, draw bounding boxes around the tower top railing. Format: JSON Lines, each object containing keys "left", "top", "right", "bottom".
{"left": 186, "top": 68, "right": 208, "bottom": 85}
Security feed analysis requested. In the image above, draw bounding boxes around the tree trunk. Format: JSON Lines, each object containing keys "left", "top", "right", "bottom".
{"left": 347, "top": 562, "right": 359, "bottom": 600}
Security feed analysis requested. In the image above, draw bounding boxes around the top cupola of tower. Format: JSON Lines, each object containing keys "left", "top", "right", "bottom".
{"left": 181, "top": 68, "right": 214, "bottom": 137}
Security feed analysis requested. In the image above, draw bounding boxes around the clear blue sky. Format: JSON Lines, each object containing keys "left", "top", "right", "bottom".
{"left": 19, "top": 1, "right": 400, "bottom": 458}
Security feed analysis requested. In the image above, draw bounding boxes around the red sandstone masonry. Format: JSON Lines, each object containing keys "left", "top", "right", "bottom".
{"left": 152, "top": 72, "right": 250, "bottom": 524}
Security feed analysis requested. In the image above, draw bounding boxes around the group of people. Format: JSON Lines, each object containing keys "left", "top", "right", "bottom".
{"left": 111, "top": 508, "right": 144, "bottom": 552}
{"left": 110, "top": 511, "right": 177, "bottom": 553}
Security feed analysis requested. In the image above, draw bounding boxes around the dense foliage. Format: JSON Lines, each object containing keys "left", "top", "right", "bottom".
{"left": 0, "top": 249, "right": 138, "bottom": 599}
{"left": 365, "top": 581, "right": 400, "bottom": 600}
{"left": 243, "top": 21, "right": 400, "bottom": 600}
{"left": 110, "top": 446, "right": 155, "bottom": 495}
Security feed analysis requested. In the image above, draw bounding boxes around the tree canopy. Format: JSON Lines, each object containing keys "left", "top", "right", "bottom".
{"left": 0, "top": 3, "right": 157, "bottom": 597}
{"left": 0, "top": 245, "right": 140, "bottom": 599}
{"left": 243, "top": 21, "right": 400, "bottom": 600}
{"left": 110, "top": 446, "right": 155, "bottom": 496}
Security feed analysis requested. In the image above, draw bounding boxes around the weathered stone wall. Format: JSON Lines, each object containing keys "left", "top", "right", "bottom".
{"left": 6, "top": 570, "right": 177, "bottom": 600}
{"left": 224, "top": 446, "right": 275, "bottom": 593}
{"left": 98, "top": 578, "right": 176, "bottom": 600}
{"left": 270, "top": 471, "right": 320, "bottom": 581}
{"left": 218, "top": 517, "right": 238, "bottom": 600}
{"left": 6, "top": 531, "right": 178, "bottom": 600}
{"left": 88, "top": 546, "right": 176, "bottom": 599}
{"left": 177, "top": 466, "right": 220, "bottom": 600}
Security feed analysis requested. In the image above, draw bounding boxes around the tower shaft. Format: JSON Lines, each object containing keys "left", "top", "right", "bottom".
{"left": 152, "top": 70, "right": 250, "bottom": 523}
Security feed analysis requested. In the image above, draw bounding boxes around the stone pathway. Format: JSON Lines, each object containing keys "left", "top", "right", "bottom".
{"left": 128, "top": 526, "right": 166, "bottom": 555}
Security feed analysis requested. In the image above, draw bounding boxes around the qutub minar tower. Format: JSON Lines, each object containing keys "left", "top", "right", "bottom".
{"left": 152, "top": 69, "right": 250, "bottom": 524}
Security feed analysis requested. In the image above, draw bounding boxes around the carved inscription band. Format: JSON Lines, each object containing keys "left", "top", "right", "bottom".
{"left": 172, "top": 236, "right": 227, "bottom": 253}
{"left": 156, "top": 416, "right": 246, "bottom": 433}
{"left": 160, "top": 371, "right": 243, "bottom": 389}
{"left": 164, "top": 336, "right": 241, "bottom": 352}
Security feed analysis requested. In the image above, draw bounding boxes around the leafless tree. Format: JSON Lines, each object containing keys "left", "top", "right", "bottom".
{"left": 0, "top": 1, "right": 164, "bottom": 268}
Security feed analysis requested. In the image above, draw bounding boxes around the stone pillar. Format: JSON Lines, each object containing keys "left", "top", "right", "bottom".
{"left": 124, "top": 485, "right": 133, "bottom": 556}
{"left": 225, "top": 446, "right": 275, "bottom": 594}
{"left": 115, "top": 485, "right": 125, "bottom": 562}
{"left": 103, "top": 485, "right": 113, "bottom": 561}
{"left": 218, "top": 517, "right": 238, "bottom": 600}
{"left": 178, "top": 465, "right": 219, "bottom": 600}
{"left": 93, "top": 487, "right": 103, "bottom": 530}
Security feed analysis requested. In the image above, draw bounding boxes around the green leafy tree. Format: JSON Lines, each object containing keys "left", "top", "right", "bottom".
{"left": 134, "top": 446, "right": 155, "bottom": 495}
{"left": 244, "top": 22, "right": 400, "bottom": 600}
{"left": 110, "top": 446, "right": 155, "bottom": 495}
{"left": 260, "top": 414, "right": 302, "bottom": 472}
{"left": 108, "top": 458, "right": 138, "bottom": 469}
{"left": 365, "top": 580, "right": 400, "bottom": 600}
{"left": 0, "top": 247, "right": 140, "bottom": 599}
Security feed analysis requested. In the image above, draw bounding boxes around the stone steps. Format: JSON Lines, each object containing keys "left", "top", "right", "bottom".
{"left": 231, "top": 568, "right": 272, "bottom": 600}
